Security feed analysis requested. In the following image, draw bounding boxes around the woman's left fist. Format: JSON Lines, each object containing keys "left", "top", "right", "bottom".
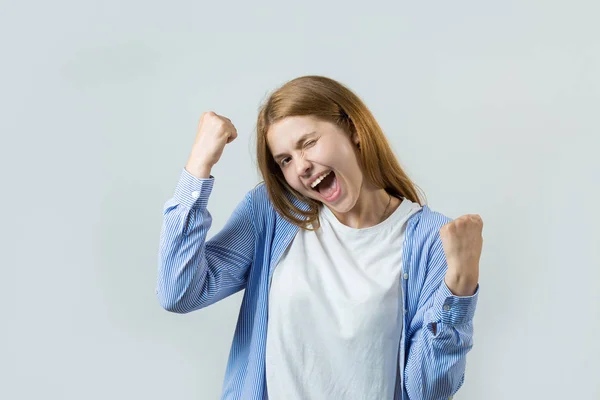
{"left": 439, "top": 214, "right": 484, "bottom": 296}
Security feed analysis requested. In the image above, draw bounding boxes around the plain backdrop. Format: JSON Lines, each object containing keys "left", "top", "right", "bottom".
{"left": 2, "top": 0, "right": 599, "bottom": 399}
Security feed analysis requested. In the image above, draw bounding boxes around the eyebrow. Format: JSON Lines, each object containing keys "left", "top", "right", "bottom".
{"left": 272, "top": 131, "right": 317, "bottom": 161}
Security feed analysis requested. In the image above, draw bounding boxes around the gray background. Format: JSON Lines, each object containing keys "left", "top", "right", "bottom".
{"left": 2, "top": 0, "right": 599, "bottom": 399}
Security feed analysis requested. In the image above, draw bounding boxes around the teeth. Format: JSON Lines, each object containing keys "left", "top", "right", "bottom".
{"left": 310, "top": 171, "right": 331, "bottom": 188}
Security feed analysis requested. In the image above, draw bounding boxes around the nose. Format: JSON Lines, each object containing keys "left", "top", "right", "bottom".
{"left": 295, "top": 155, "right": 312, "bottom": 179}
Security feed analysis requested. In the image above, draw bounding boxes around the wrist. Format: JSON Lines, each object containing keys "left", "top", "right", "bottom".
{"left": 444, "top": 270, "right": 478, "bottom": 296}
{"left": 185, "top": 160, "right": 213, "bottom": 179}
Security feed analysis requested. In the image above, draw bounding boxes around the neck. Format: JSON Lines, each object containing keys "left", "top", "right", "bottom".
{"left": 331, "top": 183, "right": 398, "bottom": 229}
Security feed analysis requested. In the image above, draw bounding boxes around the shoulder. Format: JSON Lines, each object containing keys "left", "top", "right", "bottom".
{"left": 245, "top": 182, "right": 309, "bottom": 234}
{"left": 407, "top": 204, "right": 454, "bottom": 248}
{"left": 246, "top": 181, "right": 311, "bottom": 215}
{"left": 222, "top": 182, "right": 273, "bottom": 240}
{"left": 418, "top": 204, "right": 453, "bottom": 230}
{"left": 243, "top": 182, "right": 284, "bottom": 234}
{"left": 247, "top": 181, "right": 270, "bottom": 205}
{"left": 243, "top": 182, "right": 275, "bottom": 222}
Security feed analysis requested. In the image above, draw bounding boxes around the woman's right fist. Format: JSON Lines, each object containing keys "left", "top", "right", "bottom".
{"left": 185, "top": 112, "right": 238, "bottom": 178}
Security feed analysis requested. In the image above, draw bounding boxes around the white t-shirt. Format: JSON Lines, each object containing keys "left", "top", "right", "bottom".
{"left": 266, "top": 197, "right": 423, "bottom": 400}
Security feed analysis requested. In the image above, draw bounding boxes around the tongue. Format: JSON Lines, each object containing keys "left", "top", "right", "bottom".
{"left": 317, "top": 172, "right": 337, "bottom": 198}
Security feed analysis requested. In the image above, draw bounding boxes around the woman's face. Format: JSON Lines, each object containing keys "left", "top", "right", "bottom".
{"left": 267, "top": 115, "right": 365, "bottom": 213}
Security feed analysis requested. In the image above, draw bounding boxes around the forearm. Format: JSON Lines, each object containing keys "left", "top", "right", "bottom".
{"left": 157, "top": 173, "right": 215, "bottom": 313}
{"left": 404, "top": 282, "right": 479, "bottom": 399}
{"left": 156, "top": 168, "right": 256, "bottom": 313}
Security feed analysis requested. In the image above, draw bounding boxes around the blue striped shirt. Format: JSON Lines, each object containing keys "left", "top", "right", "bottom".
{"left": 157, "top": 168, "right": 479, "bottom": 400}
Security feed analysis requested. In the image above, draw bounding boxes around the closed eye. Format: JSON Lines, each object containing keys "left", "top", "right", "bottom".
{"left": 279, "top": 138, "right": 318, "bottom": 167}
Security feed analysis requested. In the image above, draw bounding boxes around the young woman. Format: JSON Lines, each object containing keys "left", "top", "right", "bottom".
{"left": 157, "top": 75, "right": 483, "bottom": 400}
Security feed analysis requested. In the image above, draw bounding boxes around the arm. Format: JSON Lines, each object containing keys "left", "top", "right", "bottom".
{"left": 404, "top": 230, "right": 479, "bottom": 399}
{"left": 156, "top": 168, "right": 256, "bottom": 313}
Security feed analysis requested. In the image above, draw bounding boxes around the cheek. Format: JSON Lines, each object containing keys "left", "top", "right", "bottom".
{"left": 282, "top": 170, "right": 303, "bottom": 191}
{"left": 331, "top": 146, "right": 360, "bottom": 172}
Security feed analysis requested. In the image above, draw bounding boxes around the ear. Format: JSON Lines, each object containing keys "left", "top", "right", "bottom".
{"left": 351, "top": 132, "right": 360, "bottom": 147}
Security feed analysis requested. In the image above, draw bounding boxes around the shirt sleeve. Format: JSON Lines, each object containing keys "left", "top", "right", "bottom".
{"left": 404, "top": 227, "right": 480, "bottom": 400}
{"left": 156, "top": 167, "right": 257, "bottom": 313}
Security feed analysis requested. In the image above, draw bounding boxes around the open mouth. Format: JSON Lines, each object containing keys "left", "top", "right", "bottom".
{"left": 311, "top": 171, "right": 339, "bottom": 200}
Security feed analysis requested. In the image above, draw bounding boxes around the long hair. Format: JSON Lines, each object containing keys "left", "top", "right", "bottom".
{"left": 255, "top": 75, "right": 425, "bottom": 230}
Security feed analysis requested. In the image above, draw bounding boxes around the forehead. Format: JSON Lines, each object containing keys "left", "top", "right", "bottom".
{"left": 267, "top": 115, "right": 321, "bottom": 148}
